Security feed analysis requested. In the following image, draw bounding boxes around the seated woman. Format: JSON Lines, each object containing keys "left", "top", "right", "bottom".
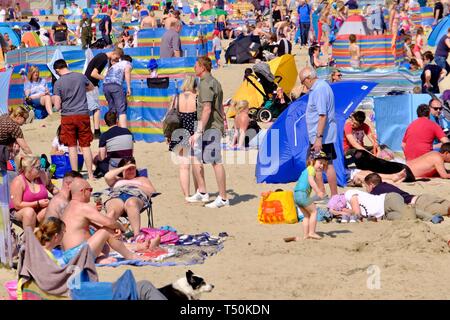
{"left": 104, "top": 157, "right": 156, "bottom": 238}
{"left": 10, "top": 155, "right": 57, "bottom": 229}
{"left": 229, "top": 100, "right": 260, "bottom": 149}
{"left": 50, "top": 125, "right": 69, "bottom": 155}
{"left": 309, "top": 45, "right": 329, "bottom": 69}
{"left": 24, "top": 65, "right": 54, "bottom": 116}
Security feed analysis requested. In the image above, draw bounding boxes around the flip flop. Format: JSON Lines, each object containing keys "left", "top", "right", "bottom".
{"left": 283, "top": 236, "right": 298, "bottom": 243}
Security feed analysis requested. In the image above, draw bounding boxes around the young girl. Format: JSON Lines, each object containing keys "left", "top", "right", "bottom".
{"left": 212, "top": 30, "right": 222, "bottom": 67}
{"left": 284, "top": 152, "right": 327, "bottom": 241}
{"left": 349, "top": 34, "right": 360, "bottom": 68}
{"left": 413, "top": 27, "right": 424, "bottom": 67}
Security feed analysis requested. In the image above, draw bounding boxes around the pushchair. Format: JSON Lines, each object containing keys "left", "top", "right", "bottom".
{"left": 244, "top": 62, "right": 291, "bottom": 123}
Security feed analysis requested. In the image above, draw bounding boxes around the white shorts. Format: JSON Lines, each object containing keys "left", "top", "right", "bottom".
{"left": 86, "top": 87, "right": 100, "bottom": 112}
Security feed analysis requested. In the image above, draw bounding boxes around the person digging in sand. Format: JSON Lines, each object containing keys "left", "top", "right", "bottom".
{"left": 62, "top": 177, "right": 160, "bottom": 264}
{"left": 284, "top": 151, "right": 328, "bottom": 242}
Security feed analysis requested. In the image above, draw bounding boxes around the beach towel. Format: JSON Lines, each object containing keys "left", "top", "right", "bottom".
{"left": 134, "top": 227, "right": 179, "bottom": 245}
{"left": 97, "top": 234, "right": 226, "bottom": 268}
{"left": 17, "top": 227, "right": 98, "bottom": 297}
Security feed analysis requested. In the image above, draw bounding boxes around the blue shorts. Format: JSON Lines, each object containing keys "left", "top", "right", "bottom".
{"left": 217, "top": 22, "right": 225, "bottom": 31}
{"left": 30, "top": 98, "right": 43, "bottom": 107}
{"left": 103, "top": 83, "right": 127, "bottom": 115}
{"left": 215, "top": 50, "right": 222, "bottom": 61}
{"left": 119, "top": 192, "right": 133, "bottom": 203}
{"left": 294, "top": 190, "right": 313, "bottom": 207}
{"left": 62, "top": 242, "right": 87, "bottom": 265}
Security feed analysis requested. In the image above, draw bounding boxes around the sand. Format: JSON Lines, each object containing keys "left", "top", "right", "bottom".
{"left": 2, "top": 44, "right": 450, "bottom": 300}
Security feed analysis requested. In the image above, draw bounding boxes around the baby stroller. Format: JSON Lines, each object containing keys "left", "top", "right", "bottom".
{"left": 245, "top": 62, "right": 291, "bottom": 123}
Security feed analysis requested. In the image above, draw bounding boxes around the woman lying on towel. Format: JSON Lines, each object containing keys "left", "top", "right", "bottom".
{"left": 104, "top": 157, "right": 157, "bottom": 238}
{"left": 349, "top": 149, "right": 416, "bottom": 186}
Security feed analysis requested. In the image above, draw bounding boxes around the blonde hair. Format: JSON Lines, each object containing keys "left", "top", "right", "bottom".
{"left": 236, "top": 100, "right": 249, "bottom": 113}
{"left": 15, "top": 154, "right": 40, "bottom": 173}
{"left": 181, "top": 75, "right": 197, "bottom": 92}
{"left": 35, "top": 217, "right": 65, "bottom": 245}
{"left": 27, "top": 65, "right": 40, "bottom": 82}
{"left": 9, "top": 105, "right": 29, "bottom": 120}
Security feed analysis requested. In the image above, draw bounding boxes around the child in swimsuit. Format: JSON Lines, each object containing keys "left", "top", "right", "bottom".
{"left": 349, "top": 34, "right": 360, "bottom": 68}
{"left": 284, "top": 151, "right": 328, "bottom": 242}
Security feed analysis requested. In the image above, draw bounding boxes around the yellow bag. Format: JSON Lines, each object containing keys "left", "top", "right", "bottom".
{"left": 257, "top": 190, "right": 298, "bottom": 224}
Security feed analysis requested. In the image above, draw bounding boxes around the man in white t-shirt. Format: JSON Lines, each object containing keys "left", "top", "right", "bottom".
{"left": 0, "top": 7, "right": 6, "bottom": 22}
{"left": 344, "top": 190, "right": 416, "bottom": 221}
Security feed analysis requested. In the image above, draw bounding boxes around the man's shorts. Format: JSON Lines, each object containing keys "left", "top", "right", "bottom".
{"left": 86, "top": 86, "right": 100, "bottom": 112}
{"left": 192, "top": 129, "right": 223, "bottom": 164}
{"left": 308, "top": 143, "right": 337, "bottom": 161}
{"left": 60, "top": 114, "right": 93, "bottom": 148}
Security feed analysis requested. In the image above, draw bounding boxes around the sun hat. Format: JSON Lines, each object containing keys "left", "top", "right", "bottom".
{"left": 327, "top": 194, "right": 347, "bottom": 211}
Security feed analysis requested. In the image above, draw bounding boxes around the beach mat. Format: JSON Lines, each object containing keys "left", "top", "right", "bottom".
{"left": 96, "top": 243, "right": 224, "bottom": 268}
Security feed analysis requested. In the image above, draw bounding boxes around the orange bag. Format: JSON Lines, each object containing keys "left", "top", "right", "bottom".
{"left": 257, "top": 190, "right": 298, "bottom": 224}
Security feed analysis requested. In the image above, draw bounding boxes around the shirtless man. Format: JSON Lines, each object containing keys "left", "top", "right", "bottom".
{"left": 407, "top": 143, "right": 450, "bottom": 178}
{"left": 61, "top": 178, "right": 159, "bottom": 264}
{"left": 45, "top": 170, "right": 83, "bottom": 219}
{"left": 164, "top": 10, "right": 180, "bottom": 29}
{"left": 140, "top": 10, "right": 158, "bottom": 29}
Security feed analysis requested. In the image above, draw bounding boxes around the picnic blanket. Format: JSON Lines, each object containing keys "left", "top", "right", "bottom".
{"left": 97, "top": 232, "right": 227, "bottom": 268}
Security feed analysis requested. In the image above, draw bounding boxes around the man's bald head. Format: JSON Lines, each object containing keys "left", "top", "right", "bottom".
{"left": 70, "top": 178, "right": 91, "bottom": 201}
{"left": 298, "top": 66, "right": 318, "bottom": 89}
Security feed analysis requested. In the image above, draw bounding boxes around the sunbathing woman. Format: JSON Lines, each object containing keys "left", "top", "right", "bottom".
{"left": 104, "top": 157, "right": 157, "bottom": 237}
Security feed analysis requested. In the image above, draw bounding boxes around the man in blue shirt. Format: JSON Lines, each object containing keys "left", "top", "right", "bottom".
{"left": 297, "top": 0, "right": 311, "bottom": 46}
{"left": 300, "top": 66, "right": 338, "bottom": 197}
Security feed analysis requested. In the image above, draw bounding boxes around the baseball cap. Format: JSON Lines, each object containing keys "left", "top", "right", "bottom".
{"left": 310, "top": 150, "right": 327, "bottom": 160}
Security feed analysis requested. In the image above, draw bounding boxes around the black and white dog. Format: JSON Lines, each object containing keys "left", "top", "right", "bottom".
{"left": 158, "top": 270, "right": 214, "bottom": 300}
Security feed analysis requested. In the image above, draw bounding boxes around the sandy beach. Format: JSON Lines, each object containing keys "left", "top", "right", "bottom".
{"left": 2, "top": 44, "right": 450, "bottom": 300}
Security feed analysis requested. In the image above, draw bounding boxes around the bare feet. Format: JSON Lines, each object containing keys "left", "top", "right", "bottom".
{"left": 135, "top": 238, "right": 151, "bottom": 252}
{"left": 96, "top": 255, "right": 118, "bottom": 264}
{"left": 149, "top": 235, "right": 161, "bottom": 250}
{"left": 307, "top": 233, "right": 322, "bottom": 240}
{"left": 393, "top": 169, "right": 407, "bottom": 183}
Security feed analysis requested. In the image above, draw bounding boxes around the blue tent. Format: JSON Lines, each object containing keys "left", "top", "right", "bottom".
{"left": 255, "top": 81, "right": 377, "bottom": 187}
{"left": 428, "top": 15, "right": 450, "bottom": 46}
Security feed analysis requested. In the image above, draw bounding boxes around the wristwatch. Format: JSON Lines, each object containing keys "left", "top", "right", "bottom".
{"left": 317, "top": 134, "right": 323, "bottom": 138}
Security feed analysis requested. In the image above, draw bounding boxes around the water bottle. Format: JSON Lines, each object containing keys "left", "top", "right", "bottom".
{"left": 49, "top": 164, "right": 56, "bottom": 178}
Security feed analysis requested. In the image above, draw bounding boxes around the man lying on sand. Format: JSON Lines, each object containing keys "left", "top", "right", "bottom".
{"left": 61, "top": 178, "right": 160, "bottom": 264}
{"left": 407, "top": 143, "right": 450, "bottom": 178}
{"left": 363, "top": 172, "right": 450, "bottom": 221}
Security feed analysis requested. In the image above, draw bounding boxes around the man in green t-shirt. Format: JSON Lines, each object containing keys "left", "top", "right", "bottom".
{"left": 187, "top": 56, "right": 229, "bottom": 208}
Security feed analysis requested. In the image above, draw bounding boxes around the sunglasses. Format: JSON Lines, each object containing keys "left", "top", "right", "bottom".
{"left": 336, "top": 74, "right": 342, "bottom": 77}
{"left": 431, "top": 107, "right": 443, "bottom": 111}
{"left": 81, "top": 187, "right": 93, "bottom": 192}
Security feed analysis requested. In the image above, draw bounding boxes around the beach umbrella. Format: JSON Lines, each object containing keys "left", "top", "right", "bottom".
{"left": 428, "top": 15, "right": 450, "bottom": 46}
{"left": 200, "top": 8, "right": 228, "bottom": 16}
